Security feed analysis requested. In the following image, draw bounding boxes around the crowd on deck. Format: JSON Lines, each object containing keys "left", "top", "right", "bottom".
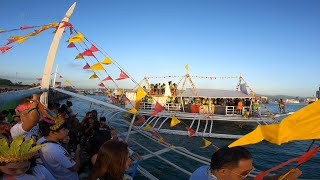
{"left": 144, "top": 81, "right": 178, "bottom": 96}
{"left": 0, "top": 93, "right": 139, "bottom": 180}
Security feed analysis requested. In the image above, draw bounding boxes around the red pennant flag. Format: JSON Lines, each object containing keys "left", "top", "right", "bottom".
{"left": 186, "top": 127, "right": 196, "bottom": 137}
{"left": 89, "top": 44, "right": 99, "bottom": 52}
{"left": 36, "top": 78, "right": 42, "bottom": 81}
{"left": 20, "top": 26, "right": 34, "bottom": 30}
{"left": 150, "top": 102, "right": 164, "bottom": 116}
{"left": 214, "top": 147, "right": 220, "bottom": 152}
{"left": 134, "top": 117, "right": 146, "bottom": 125}
{"left": 98, "top": 82, "right": 105, "bottom": 87}
{"left": 116, "top": 70, "right": 129, "bottom": 80}
{"left": 69, "top": 27, "right": 73, "bottom": 35}
{"left": 102, "top": 76, "right": 113, "bottom": 81}
{"left": 6, "top": 39, "right": 16, "bottom": 45}
{"left": 151, "top": 131, "right": 159, "bottom": 137}
{"left": 81, "top": 49, "right": 95, "bottom": 57}
{"left": 0, "top": 46, "right": 12, "bottom": 53}
{"left": 83, "top": 63, "right": 90, "bottom": 69}
{"left": 122, "top": 97, "right": 130, "bottom": 102}
{"left": 60, "top": 22, "right": 73, "bottom": 28}
{"left": 59, "top": 75, "right": 63, "bottom": 78}
{"left": 67, "top": 42, "right": 76, "bottom": 48}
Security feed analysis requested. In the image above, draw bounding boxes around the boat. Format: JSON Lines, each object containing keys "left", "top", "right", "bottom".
{"left": 124, "top": 73, "right": 278, "bottom": 139}
{"left": 0, "top": 3, "right": 282, "bottom": 179}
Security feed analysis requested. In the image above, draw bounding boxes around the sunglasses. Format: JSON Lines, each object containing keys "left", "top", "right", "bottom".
{"left": 226, "top": 167, "right": 255, "bottom": 179}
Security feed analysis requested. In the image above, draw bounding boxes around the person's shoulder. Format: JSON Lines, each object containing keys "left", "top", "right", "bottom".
{"left": 190, "top": 165, "right": 211, "bottom": 180}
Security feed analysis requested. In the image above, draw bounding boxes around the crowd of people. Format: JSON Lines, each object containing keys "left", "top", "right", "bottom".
{"left": 0, "top": 93, "right": 137, "bottom": 180}
{"left": 145, "top": 81, "right": 178, "bottom": 96}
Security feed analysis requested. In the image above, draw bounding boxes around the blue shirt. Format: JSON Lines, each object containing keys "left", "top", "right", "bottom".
{"left": 190, "top": 165, "right": 218, "bottom": 180}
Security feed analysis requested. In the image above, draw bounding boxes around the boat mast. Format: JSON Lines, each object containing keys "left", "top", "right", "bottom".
{"left": 40, "top": 2, "right": 77, "bottom": 106}
{"left": 52, "top": 64, "right": 59, "bottom": 88}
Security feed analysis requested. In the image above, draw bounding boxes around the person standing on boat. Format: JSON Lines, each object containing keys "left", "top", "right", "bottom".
{"left": 279, "top": 99, "right": 286, "bottom": 114}
{"left": 190, "top": 146, "right": 302, "bottom": 180}
{"left": 252, "top": 100, "right": 260, "bottom": 117}
{"left": 237, "top": 99, "right": 243, "bottom": 115}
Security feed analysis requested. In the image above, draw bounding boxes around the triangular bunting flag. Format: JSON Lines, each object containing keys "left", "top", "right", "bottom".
{"left": 144, "top": 125, "right": 152, "bottom": 131}
{"left": 69, "top": 26, "right": 73, "bottom": 35}
{"left": 200, "top": 138, "right": 212, "bottom": 149}
{"left": 60, "top": 22, "right": 72, "bottom": 28}
{"left": 67, "top": 32, "right": 84, "bottom": 42}
{"left": 123, "top": 114, "right": 129, "bottom": 118}
{"left": 59, "top": 75, "right": 63, "bottom": 78}
{"left": 83, "top": 63, "right": 90, "bottom": 69}
{"left": 151, "top": 131, "right": 159, "bottom": 137}
{"left": 102, "top": 76, "right": 113, "bottom": 81}
{"left": 64, "top": 80, "right": 71, "bottom": 85}
{"left": 89, "top": 44, "right": 99, "bottom": 52}
{"left": 134, "top": 117, "right": 146, "bottom": 125}
{"left": 6, "top": 39, "right": 16, "bottom": 45}
{"left": 81, "top": 49, "right": 95, "bottom": 57}
{"left": 0, "top": 46, "right": 12, "bottom": 53}
{"left": 90, "top": 63, "right": 105, "bottom": 71}
{"left": 122, "top": 97, "right": 130, "bottom": 102}
{"left": 116, "top": 70, "right": 129, "bottom": 80}
{"left": 158, "top": 137, "right": 164, "bottom": 143}
{"left": 36, "top": 78, "right": 42, "bottom": 81}
{"left": 101, "top": 56, "right": 112, "bottom": 65}
{"left": 170, "top": 116, "right": 181, "bottom": 127}
{"left": 135, "top": 100, "right": 141, "bottom": 110}
{"left": 10, "top": 36, "right": 24, "bottom": 40}
{"left": 20, "top": 26, "right": 34, "bottom": 30}
{"left": 89, "top": 73, "right": 98, "bottom": 79}
{"left": 135, "top": 87, "right": 147, "bottom": 103}
{"left": 128, "top": 108, "right": 138, "bottom": 115}
{"left": 67, "top": 42, "right": 76, "bottom": 48}
{"left": 106, "top": 89, "right": 111, "bottom": 95}
{"left": 98, "top": 82, "right": 105, "bottom": 87}
{"left": 186, "top": 127, "right": 196, "bottom": 137}
{"left": 17, "top": 37, "right": 28, "bottom": 44}
{"left": 150, "top": 102, "right": 164, "bottom": 116}
{"left": 75, "top": 53, "right": 84, "bottom": 59}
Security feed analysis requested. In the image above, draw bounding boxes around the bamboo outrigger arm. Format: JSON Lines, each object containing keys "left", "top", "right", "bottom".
{"left": 40, "top": 2, "right": 77, "bottom": 106}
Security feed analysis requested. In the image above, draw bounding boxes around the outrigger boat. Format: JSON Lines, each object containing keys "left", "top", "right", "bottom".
{"left": 0, "top": 2, "right": 283, "bottom": 179}
{"left": 125, "top": 73, "right": 278, "bottom": 139}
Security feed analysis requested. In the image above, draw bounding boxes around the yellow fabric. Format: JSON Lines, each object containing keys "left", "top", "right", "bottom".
{"left": 106, "top": 90, "right": 111, "bottom": 95}
{"left": 75, "top": 54, "right": 84, "bottom": 59}
{"left": 101, "top": 57, "right": 113, "bottom": 65}
{"left": 158, "top": 137, "right": 164, "bottom": 143}
{"left": 135, "top": 87, "right": 147, "bottom": 103}
{"left": 17, "top": 37, "right": 28, "bottom": 44}
{"left": 144, "top": 125, "right": 152, "bottom": 131}
{"left": 90, "top": 63, "right": 105, "bottom": 70}
{"left": 64, "top": 80, "right": 71, "bottom": 85}
{"left": 229, "top": 100, "right": 320, "bottom": 147}
{"left": 200, "top": 138, "right": 212, "bottom": 149}
{"left": 185, "top": 64, "right": 189, "bottom": 72}
{"left": 67, "top": 33, "right": 84, "bottom": 43}
{"left": 10, "top": 36, "right": 24, "bottom": 40}
{"left": 40, "top": 25, "right": 51, "bottom": 30}
{"left": 170, "top": 116, "right": 181, "bottom": 127}
{"left": 89, "top": 73, "right": 98, "bottom": 79}
{"left": 49, "top": 22, "right": 59, "bottom": 27}
{"left": 128, "top": 108, "right": 138, "bottom": 115}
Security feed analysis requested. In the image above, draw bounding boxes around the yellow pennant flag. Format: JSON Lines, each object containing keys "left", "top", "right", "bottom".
{"left": 144, "top": 125, "right": 152, "bottom": 131}
{"left": 185, "top": 64, "right": 189, "bottom": 72}
{"left": 106, "top": 90, "right": 111, "bottom": 95}
{"left": 229, "top": 100, "right": 320, "bottom": 148}
{"left": 123, "top": 114, "right": 129, "bottom": 118}
{"left": 117, "top": 89, "right": 123, "bottom": 95}
{"left": 49, "top": 22, "right": 59, "bottom": 27}
{"left": 75, "top": 53, "right": 84, "bottom": 59}
{"left": 64, "top": 80, "right": 70, "bottom": 85}
{"left": 26, "top": 32, "right": 39, "bottom": 37}
{"left": 74, "top": 32, "right": 84, "bottom": 39}
{"left": 128, "top": 108, "right": 138, "bottom": 115}
{"left": 135, "top": 100, "right": 141, "bottom": 110}
{"left": 200, "top": 138, "right": 212, "bottom": 149}
{"left": 67, "top": 37, "right": 84, "bottom": 43}
{"left": 135, "top": 87, "right": 147, "bottom": 103}
{"left": 17, "top": 37, "right": 28, "bottom": 44}
{"left": 170, "top": 115, "right": 181, "bottom": 127}
{"left": 10, "top": 36, "right": 24, "bottom": 40}
{"left": 101, "top": 56, "right": 113, "bottom": 65}
{"left": 90, "top": 63, "right": 105, "bottom": 70}
{"left": 158, "top": 137, "right": 164, "bottom": 143}
{"left": 89, "top": 73, "right": 98, "bottom": 79}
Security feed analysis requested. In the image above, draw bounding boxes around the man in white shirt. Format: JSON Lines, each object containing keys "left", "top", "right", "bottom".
{"left": 37, "top": 120, "right": 81, "bottom": 180}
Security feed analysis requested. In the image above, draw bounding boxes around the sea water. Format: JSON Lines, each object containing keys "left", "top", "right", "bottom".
{"left": 60, "top": 97, "right": 319, "bottom": 179}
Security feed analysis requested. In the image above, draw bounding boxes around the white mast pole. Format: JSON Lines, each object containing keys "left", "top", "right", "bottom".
{"left": 40, "top": 2, "right": 77, "bottom": 106}
{"left": 53, "top": 64, "right": 59, "bottom": 88}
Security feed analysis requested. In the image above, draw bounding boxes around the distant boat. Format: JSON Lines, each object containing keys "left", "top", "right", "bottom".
{"left": 285, "top": 99, "right": 300, "bottom": 103}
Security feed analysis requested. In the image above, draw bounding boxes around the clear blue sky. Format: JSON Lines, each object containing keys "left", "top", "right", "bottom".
{"left": 0, "top": 0, "right": 319, "bottom": 97}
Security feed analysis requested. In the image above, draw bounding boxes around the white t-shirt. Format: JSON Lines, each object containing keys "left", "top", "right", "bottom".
{"left": 10, "top": 123, "right": 39, "bottom": 139}
{"left": 2, "top": 165, "right": 54, "bottom": 180}
{"left": 37, "top": 137, "right": 78, "bottom": 180}
{"left": 190, "top": 165, "right": 218, "bottom": 180}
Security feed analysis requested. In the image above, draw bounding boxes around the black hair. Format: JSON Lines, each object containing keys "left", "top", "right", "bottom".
{"left": 58, "top": 107, "right": 67, "bottom": 114}
{"left": 91, "top": 110, "right": 97, "bottom": 114}
{"left": 99, "top": 117, "right": 106, "bottom": 122}
{"left": 39, "top": 120, "right": 67, "bottom": 137}
{"left": 210, "top": 146, "right": 252, "bottom": 170}
{"left": 66, "top": 101, "right": 73, "bottom": 106}
{"left": 1, "top": 110, "right": 9, "bottom": 116}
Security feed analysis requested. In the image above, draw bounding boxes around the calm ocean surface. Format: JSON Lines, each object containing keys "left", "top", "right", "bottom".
{"left": 59, "top": 97, "right": 319, "bottom": 179}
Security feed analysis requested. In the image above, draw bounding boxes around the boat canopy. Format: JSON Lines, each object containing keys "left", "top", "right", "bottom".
{"left": 181, "top": 88, "right": 252, "bottom": 98}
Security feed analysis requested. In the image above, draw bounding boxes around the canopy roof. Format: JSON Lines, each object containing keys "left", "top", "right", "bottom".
{"left": 181, "top": 88, "right": 252, "bottom": 98}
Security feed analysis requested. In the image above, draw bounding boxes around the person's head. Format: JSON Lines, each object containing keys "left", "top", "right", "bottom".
{"left": 91, "top": 110, "right": 97, "bottom": 117}
{"left": 99, "top": 117, "right": 106, "bottom": 124}
{"left": 0, "top": 160, "right": 30, "bottom": 177}
{"left": 66, "top": 101, "right": 73, "bottom": 107}
{"left": 210, "top": 146, "right": 253, "bottom": 180}
{"left": 12, "top": 115, "right": 21, "bottom": 123}
{"left": 39, "top": 119, "right": 68, "bottom": 141}
{"left": 89, "top": 140, "right": 130, "bottom": 180}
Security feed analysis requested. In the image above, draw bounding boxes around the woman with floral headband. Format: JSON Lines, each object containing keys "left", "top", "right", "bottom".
{"left": 0, "top": 136, "right": 54, "bottom": 180}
